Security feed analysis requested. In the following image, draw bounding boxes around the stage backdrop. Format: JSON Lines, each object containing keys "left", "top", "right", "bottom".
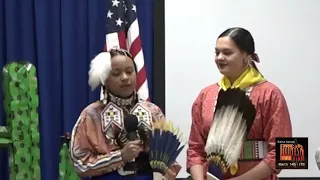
{"left": 0, "top": 0, "right": 154, "bottom": 179}
{"left": 165, "top": 0, "right": 320, "bottom": 178}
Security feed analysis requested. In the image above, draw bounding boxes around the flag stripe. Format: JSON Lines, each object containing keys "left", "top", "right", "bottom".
{"left": 129, "top": 36, "right": 141, "bottom": 60}
{"left": 118, "top": 32, "right": 127, "bottom": 49}
{"left": 133, "top": 50, "right": 144, "bottom": 72}
{"left": 106, "top": 33, "right": 120, "bottom": 50}
{"left": 137, "top": 80, "right": 149, "bottom": 101}
{"left": 127, "top": 20, "right": 140, "bottom": 49}
{"left": 136, "top": 65, "right": 147, "bottom": 90}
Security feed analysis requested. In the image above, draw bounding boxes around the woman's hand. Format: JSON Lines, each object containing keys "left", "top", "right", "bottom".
{"left": 120, "top": 140, "right": 143, "bottom": 162}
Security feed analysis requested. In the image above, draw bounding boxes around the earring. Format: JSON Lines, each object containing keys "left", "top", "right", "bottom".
{"left": 243, "top": 59, "right": 247, "bottom": 63}
{"left": 244, "top": 58, "right": 252, "bottom": 67}
{"left": 102, "top": 86, "right": 108, "bottom": 104}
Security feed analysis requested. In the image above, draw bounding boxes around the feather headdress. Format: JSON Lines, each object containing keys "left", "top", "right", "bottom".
{"left": 88, "top": 52, "right": 112, "bottom": 91}
{"left": 142, "top": 120, "right": 185, "bottom": 180}
{"left": 204, "top": 88, "right": 256, "bottom": 179}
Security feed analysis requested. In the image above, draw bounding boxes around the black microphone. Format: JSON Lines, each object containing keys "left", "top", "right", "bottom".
{"left": 123, "top": 114, "right": 139, "bottom": 172}
{"left": 124, "top": 114, "right": 139, "bottom": 140}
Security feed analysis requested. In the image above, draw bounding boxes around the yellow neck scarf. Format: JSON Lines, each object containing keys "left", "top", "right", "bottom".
{"left": 218, "top": 67, "right": 265, "bottom": 91}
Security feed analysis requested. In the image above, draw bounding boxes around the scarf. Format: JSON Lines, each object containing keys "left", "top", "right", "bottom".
{"left": 218, "top": 67, "right": 265, "bottom": 91}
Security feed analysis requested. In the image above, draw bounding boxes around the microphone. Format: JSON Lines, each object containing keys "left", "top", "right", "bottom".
{"left": 124, "top": 114, "right": 139, "bottom": 141}
{"left": 123, "top": 114, "right": 139, "bottom": 172}
{"left": 315, "top": 148, "right": 320, "bottom": 170}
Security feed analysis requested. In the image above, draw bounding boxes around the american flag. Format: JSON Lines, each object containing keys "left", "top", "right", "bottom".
{"left": 101, "top": 0, "right": 149, "bottom": 101}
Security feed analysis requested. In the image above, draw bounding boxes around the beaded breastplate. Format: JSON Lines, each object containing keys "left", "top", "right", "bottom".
{"left": 100, "top": 92, "right": 153, "bottom": 176}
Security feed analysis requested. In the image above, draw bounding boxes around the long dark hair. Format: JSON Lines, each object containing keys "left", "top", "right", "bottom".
{"left": 218, "top": 27, "right": 260, "bottom": 72}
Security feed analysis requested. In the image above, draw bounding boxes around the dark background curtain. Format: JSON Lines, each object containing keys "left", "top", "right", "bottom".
{"left": 0, "top": 0, "right": 154, "bottom": 179}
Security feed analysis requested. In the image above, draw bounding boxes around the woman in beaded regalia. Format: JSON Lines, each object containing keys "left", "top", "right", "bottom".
{"left": 70, "top": 48, "right": 181, "bottom": 180}
{"left": 186, "top": 28, "right": 292, "bottom": 180}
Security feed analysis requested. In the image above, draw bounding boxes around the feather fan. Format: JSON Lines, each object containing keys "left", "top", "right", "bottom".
{"left": 204, "top": 88, "right": 256, "bottom": 179}
{"left": 142, "top": 120, "right": 185, "bottom": 180}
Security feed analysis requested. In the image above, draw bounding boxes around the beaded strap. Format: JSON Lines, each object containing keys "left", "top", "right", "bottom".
{"left": 239, "top": 140, "right": 268, "bottom": 161}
